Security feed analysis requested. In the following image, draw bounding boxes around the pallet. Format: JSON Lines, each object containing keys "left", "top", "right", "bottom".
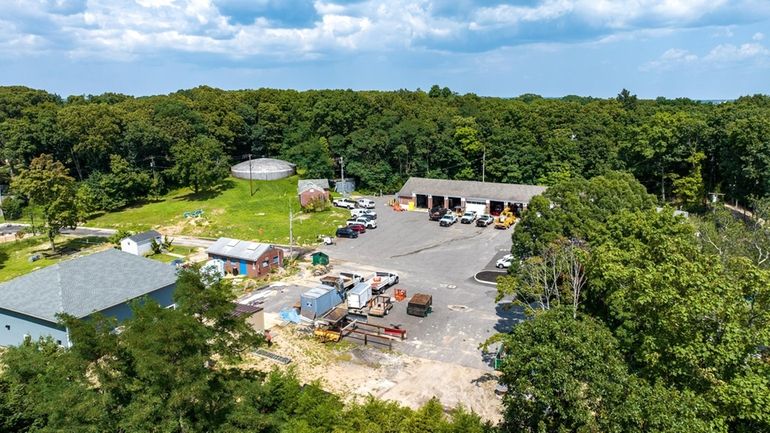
{"left": 254, "top": 349, "right": 292, "bottom": 365}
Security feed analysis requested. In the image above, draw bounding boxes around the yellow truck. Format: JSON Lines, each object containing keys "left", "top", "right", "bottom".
{"left": 494, "top": 208, "right": 516, "bottom": 229}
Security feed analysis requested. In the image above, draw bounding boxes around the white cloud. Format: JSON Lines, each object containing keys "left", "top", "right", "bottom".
{"left": 753, "top": 32, "right": 765, "bottom": 41}
{"left": 0, "top": 0, "right": 769, "bottom": 62}
{"left": 641, "top": 47, "right": 698, "bottom": 71}
{"left": 704, "top": 42, "right": 769, "bottom": 63}
{"left": 643, "top": 39, "right": 770, "bottom": 71}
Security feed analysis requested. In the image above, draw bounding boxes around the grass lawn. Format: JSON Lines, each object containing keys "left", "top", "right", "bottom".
{"left": 146, "top": 246, "right": 199, "bottom": 263}
{"left": 87, "top": 176, "right": 348, "bottom": 246}
{"left": 0, "top": 235, "right": 109, "bottom": 282}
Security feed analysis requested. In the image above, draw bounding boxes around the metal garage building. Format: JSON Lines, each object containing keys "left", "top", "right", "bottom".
{"left": 396, "top": 177, "right": 546, "bottom": 215}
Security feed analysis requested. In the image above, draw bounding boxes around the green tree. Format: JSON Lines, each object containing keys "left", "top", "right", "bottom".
{"left": 170, "top": 136, "right": 230, "bottom": 193}
{"left": 11, "top": 154, "right": 78, "bottom": 251}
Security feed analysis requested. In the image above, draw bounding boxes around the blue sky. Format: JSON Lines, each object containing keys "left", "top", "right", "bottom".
{"left": 1, "top": 0, "right": 769, "bottom": 98}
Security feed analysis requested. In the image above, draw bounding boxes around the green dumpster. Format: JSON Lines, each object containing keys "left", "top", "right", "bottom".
{"left": 311, "top": 252, "right": 329, "bottom": 266}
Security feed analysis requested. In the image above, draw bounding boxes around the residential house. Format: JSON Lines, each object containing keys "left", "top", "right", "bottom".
{"left": 0, "top": 249, "right": 177, "bottom": 347}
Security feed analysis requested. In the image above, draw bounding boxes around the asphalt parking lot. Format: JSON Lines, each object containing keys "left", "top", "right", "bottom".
{"left": 311, "top": 196, "right": 524, "bottom": 371}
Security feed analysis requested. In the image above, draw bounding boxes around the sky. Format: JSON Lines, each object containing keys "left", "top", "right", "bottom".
{"left": 1, "top": 0, "right": 769, "bottom": 99}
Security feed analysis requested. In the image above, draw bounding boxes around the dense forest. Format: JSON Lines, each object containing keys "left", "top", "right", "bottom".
{"left": 495, "top": 172, "right": 770, "bottom": 432}
{"left": 1, "top": 85, "right": 770, "bottom": 214}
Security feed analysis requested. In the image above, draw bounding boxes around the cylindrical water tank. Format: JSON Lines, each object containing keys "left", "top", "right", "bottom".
{"left": 231, "top": 158, "right": 296, "bottom": 181}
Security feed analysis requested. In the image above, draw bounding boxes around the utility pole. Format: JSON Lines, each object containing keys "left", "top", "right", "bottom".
{"left": 248, "top": 153, "right": 253, "bottom": 196}
{"left": 338, "top": 156, "right": 346, "bottom": 195}
{"left": 288, "top": 201, "right": 293, "bottom": 262}
{"left": 482, "top": 147, "right": 486, "bottom": 183}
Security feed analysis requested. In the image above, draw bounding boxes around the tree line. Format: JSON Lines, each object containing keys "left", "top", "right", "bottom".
{"left": 494, "top": 172, "right": 770, "bottom": 432}
{"left": 1, "top": 85, "right": 770, "bottom": 213}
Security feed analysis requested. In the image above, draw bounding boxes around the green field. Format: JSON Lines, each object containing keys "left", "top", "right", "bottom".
{"left": 87, "top": 176, "right": 348, "bottom": 245}
{"left": 0, "top": 236, "right": 108, "bottom": 282}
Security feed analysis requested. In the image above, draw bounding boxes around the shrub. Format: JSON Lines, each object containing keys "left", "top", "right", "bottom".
{"left": 1, "top": 196, "right": 24, "bottom": 220}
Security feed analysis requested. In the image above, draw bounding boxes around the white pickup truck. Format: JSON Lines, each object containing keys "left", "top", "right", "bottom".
{"left": 333, "top": 198, "right": 357, "bottom": 209}
{"left": 347, "top": 217, "right": 377, "bottom": 229}
{"left": 365, "top": 271, "right": 399, "bottom": 294}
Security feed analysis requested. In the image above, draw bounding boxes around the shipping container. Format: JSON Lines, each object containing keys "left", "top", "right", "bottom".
{"left": 347, "top": 282, "right": 372, "bottom": 310}
{"left": 300, "top": 286, "right": 345, "bottom": 319}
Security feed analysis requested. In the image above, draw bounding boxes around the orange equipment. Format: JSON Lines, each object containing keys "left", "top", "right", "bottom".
{"left": 394, "top": 288, "right": 407, "bottom": 302}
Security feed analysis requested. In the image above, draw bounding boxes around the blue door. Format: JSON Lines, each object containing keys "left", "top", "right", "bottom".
{"left": 240, "top": 260, "right": 248, "bottom": 275}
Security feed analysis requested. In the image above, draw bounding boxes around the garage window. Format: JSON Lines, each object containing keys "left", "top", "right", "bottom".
{"left": 273, "top": 256, "right": 280, "bottom": 264}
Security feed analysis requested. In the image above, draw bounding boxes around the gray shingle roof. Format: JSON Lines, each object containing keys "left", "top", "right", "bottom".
{"left": 0, "top": 249, "right": 177, "bottom": 323}
{"left": 206, "top": 238, "right": 273, "bottom": 262}
{"left": 127, "top": 230, "right": 162, "bottom": 244}
{"left": 298, "top": 179, "right": 330, "bottom": 193}
{"left": 397, "top": 177, "right": 547, "bottom": 204}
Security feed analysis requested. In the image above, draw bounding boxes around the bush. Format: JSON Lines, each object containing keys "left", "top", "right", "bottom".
{"left": 303, "top": 196, "right": 330, "bottom": 213}
{"left": 1, "top": 196, "right": 24, "bottom": 220}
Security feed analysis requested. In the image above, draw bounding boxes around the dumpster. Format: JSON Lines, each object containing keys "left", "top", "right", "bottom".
{"left": 311, "top": 251, "right": 329, "bottom": 266}
{"left": 407, "top": 293, "right": 433, "bottom": 317}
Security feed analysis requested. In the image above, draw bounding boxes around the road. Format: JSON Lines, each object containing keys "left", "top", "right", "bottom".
{"left": 0, "top": 223, "right": 215, "bottom": 248}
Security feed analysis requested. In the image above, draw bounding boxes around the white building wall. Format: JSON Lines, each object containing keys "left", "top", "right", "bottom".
{"left": 120, "top": 239, "right": 139, "bottom": 255}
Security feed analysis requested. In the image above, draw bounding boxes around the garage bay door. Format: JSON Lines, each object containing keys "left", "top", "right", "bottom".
{"left": 465, "top": 200, "right": 486, "bottom": 214}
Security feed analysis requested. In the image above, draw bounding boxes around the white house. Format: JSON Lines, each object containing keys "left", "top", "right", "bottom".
{"left": 120, "top": 230, "right": 163, "bottom": 256}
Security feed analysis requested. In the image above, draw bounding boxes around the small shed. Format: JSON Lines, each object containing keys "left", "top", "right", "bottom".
{"left": 232, "top": 303, "right": 265, "bottom": 333}
{"left": 298, "top": 179, "right": 331, "bottom": 208}
{"left": 120, "top": 230, "right": 162, "bottom": 256}
{"left": 311, "top": 251, "right": 329, "bottom": 266}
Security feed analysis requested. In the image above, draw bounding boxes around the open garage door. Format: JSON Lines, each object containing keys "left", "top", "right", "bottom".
{"left": 490, "top": 201, "right": 505, "bottom": 216}
{"left": 465, "top": 200, "right": 486, "bottom": 215}
{"left": 415, "top": 194, "right": 429, "bottom": 208}
{"left": 448, "top": 197, "right": 462, "bottom": 212}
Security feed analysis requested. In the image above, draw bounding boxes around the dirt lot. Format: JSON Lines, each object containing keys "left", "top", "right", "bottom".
{"left": 243, "top": 314, "right": 503, "bottom": 423}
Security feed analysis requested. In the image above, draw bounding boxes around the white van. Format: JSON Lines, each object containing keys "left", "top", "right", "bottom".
{"left": 356, "top": 198, "right": 375, "bottom": 209}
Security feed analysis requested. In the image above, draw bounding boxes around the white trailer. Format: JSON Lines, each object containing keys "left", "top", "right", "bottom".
{"left": 347, "top": 282, "right": 373, "bottom": 311}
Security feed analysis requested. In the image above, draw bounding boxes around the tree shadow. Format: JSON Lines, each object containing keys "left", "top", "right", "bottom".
{"left": 175, "top": 179, "right": 236, "bottom": 202}
{"left": 494, "top": 301, "right": 525, "bottom": 333}
{"left": 0, "top": 250, "right": 9, "bottom": 269}
{"left": 41, "top": 236, "right": 107, "bottom": 258}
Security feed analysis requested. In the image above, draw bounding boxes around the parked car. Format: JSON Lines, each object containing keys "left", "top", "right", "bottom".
{"left": 333, "top": 198, "right": 357, "bottom": 209}
{"left": 357, "top": 198, "right": 376, "bottom": 209}
{"left": 476, "top": 214, "right": 494, "bottom": 227}
{"left": 429, "top": 206, "right": 449, "bottom": 221}
{"left": 439, "top": 213, "right": 457, "bottom": 226}
{"left": 351, "top": 208, "right": 377, "bottom": 219}
{"left": 460, "top": 210, "right": 477, "bottom": 224}
{"left": 347, "top": 217, "right": 377, "bottom": 229}
{"left": 347, "top": 223, "right": 367, "bottom": 233}
{"left": 496, "top": 254, "right": 514, "bottom": 269}
{"left": 336, "top": 227, "right": 359, "bottom": 238}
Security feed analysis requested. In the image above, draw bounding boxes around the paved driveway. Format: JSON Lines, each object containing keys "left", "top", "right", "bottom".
{"left": 315, "top": 197, "right": 525, "bottom": 371}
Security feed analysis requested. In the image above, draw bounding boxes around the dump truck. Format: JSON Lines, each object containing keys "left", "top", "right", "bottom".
{"left": 494, "top": 207, "right": 516, "bottom": 229}
{"left": 368, "top": 295, "right": 393, "bottom": 317}
{"left": 407, "top": 293, "right": 433, "bottom": 317}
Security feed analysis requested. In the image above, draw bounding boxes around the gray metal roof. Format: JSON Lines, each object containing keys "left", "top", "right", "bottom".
{"left": 397, "top": 177, "right": 547, "bottom": 204}
{"left": 126, "top": 230, "right": 161, "bottom": 244}
{"left": 0, "top": 249, "right": 177, "bottom": 323}
{"left": 298, "top": 179, "right": 330, "bottom": 193}
{"left": 206, "top": 238, "right": 274, "bottom": 262}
